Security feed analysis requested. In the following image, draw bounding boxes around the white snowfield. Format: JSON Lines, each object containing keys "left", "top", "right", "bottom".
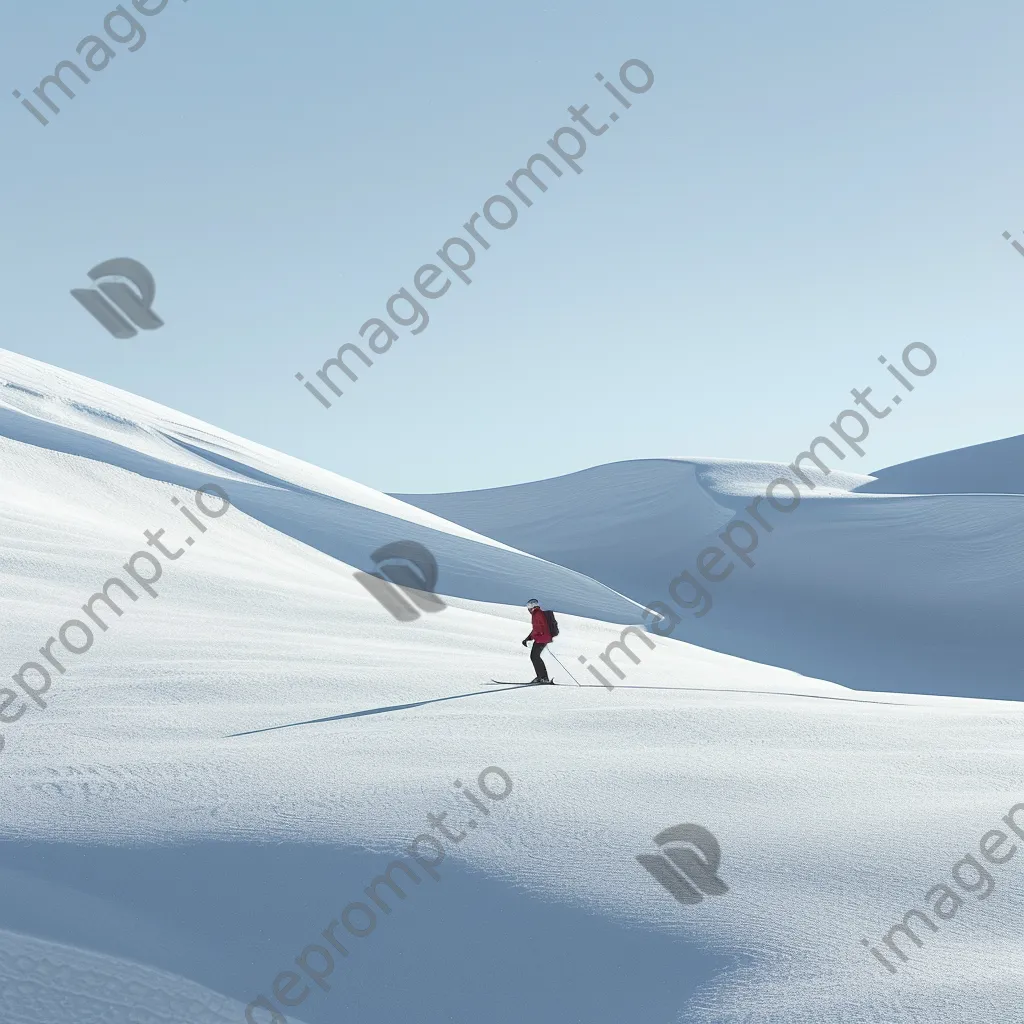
{"left": 1, "top": 347, "right": 1022, "bottom": 1024}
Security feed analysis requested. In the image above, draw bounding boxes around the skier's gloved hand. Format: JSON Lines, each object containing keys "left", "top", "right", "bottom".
{"left": 522, "top": 639, "right": 529, "bottom": 647}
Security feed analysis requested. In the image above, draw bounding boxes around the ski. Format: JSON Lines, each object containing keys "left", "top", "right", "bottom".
{"left": 488, "top": 679, "right": 556, "bottom": 686}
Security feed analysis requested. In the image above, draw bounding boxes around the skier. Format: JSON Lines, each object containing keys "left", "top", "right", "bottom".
{"left": 521, "top": 598, "right": 554, "bottom": 683}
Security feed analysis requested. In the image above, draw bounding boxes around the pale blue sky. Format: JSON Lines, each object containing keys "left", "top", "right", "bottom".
{"left": 2, "top": 0, "right": 1023, "bottom": 492}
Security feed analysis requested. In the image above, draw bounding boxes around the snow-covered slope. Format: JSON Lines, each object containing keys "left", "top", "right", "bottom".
{"left": 2, "top": 348, "right": 1023, "bottom": 1024}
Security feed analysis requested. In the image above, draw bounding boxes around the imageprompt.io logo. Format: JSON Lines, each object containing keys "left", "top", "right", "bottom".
{"left": 71, "top": 258, "right": 164, "bottom": 339}
{"left": 354, "top": 540, "right": 446, "bottom": 622}
{"left": 636, "top": 824, "right": 729, "bottom": 906}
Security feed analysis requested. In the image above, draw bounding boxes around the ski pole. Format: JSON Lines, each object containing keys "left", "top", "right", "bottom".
{"left": 548, "top": 649, "right": 582, "bottom": 687}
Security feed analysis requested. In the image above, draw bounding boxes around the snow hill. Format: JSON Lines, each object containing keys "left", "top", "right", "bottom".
{"left": 1, "top": 347, "right": 1023, "bottom": 1024}
{"left": 397, "top": 443, "right": 1024, "bottom": 701}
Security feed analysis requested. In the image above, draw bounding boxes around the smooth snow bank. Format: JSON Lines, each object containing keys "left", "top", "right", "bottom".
{"left": 856, "top": 432, "right": 1024, "bottom": 495}
{"left": 395, "top": 456, "right": 873, "bottom": 601}
{"left": 2, "top": 348, "right": 1023, "bottom": 1024}
{"left": 0, "top": 353, "right": 643, "bottom": 629}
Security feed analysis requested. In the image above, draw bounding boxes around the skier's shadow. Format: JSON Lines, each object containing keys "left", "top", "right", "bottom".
{"left": 228, "top": 685, "right": 535, "bottom": 739}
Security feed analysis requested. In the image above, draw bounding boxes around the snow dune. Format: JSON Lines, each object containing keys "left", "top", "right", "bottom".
{"left": 1, "top": 347, "right": 1022, "bottom": 1024}
{"left": 858, "top": 433, "right": 1024, "bottom": 495}
{"left": 398, "top": 442, "right": 1024, "bottom": 700}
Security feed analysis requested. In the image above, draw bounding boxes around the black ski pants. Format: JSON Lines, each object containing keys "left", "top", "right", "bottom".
{"left": 530, "top": 642, "right": 549, "bottom": 681}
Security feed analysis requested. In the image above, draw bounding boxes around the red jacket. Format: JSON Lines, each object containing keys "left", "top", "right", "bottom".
{"left": 529, "top": 606, "right": 552, "bottom": 644}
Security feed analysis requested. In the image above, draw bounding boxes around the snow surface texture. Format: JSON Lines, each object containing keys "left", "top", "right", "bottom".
{"left": 1, "top": 347, "right": 1023, "bottom": 1024}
